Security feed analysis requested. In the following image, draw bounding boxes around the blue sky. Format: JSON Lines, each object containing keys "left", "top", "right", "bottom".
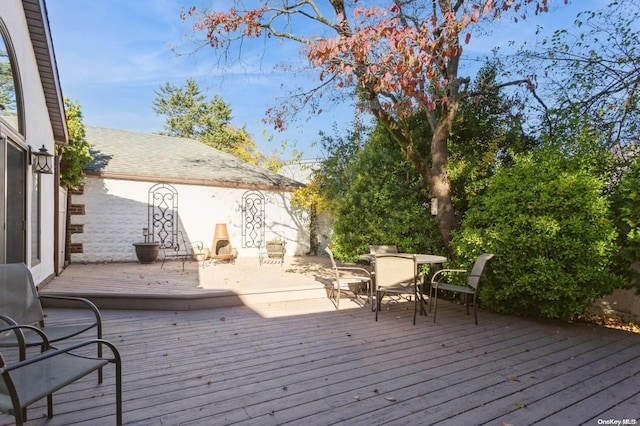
{"left": 46, "top": 0, "right": 606, "bottom": 160}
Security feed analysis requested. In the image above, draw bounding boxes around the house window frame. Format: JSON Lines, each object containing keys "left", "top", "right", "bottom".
{"left": 0, "top": 18, "right": 30, "bottom": 265}
{"left": 0, "top": 18, "right": 25, "bottom": 136}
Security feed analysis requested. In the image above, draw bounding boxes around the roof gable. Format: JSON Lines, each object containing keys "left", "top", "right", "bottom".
{"left": 22, "top": 0, "right": 68, "bottom": 145}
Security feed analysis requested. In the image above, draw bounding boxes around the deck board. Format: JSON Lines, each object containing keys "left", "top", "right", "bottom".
{"left": 1, "top": 260, "right": 638, "bottom": 425}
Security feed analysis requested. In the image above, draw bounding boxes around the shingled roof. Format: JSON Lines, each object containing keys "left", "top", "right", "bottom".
{"left": 84, "top": 126, "right": 303, "bottom": 190}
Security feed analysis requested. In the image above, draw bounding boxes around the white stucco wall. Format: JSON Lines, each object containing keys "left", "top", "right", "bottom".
{"left": 1, "top": 1, "right": 58, "bottom": 283}
{"left": 71, "top": 176, "right": 310, "bottom": 263}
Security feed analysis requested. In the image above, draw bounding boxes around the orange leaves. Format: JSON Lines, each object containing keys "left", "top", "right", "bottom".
{"left": 187, "top": 0, "right": 547, "bottom": 127}
{"left": 189, "top": 6, "right": 268, "bottom": 48}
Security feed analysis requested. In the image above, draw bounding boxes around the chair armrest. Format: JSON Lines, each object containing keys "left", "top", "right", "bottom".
{"left": 430, "top": 269, "right": 467, "bottom": 284}
{"left": 336, "top": 266, "right": 371, "bottom": 277}
{"left": 0, "top": 314, "right": 18, "bottom": 327}
{"left": 0, "top": 324, "right": 51, "bottom": 355}
{"left": 1, "top": 338, "right": 120, "bottom": 373}
{"left": 38, "top": 295, "right": 102, "bottom": 325}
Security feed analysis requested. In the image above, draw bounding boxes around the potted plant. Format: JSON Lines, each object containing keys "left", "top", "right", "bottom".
{"left": 265, "top": 237, "right": 285, "bottom": 258}
{"left": 133, "top": 227, "right": 160, "bottom": 263}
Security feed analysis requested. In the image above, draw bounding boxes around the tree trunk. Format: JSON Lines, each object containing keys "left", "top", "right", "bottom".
{"left": 430, "top": 129, "right": 458, "bottom": 248}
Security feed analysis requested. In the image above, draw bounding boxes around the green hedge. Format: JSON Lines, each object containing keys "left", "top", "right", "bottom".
{"left": 453, "top": 147, "right": 623, "bottom": 320}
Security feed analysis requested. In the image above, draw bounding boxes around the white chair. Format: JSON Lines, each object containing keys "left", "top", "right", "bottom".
{"left": 374, "top": 254, "right": 421, "bottom": 324}
{"left": 325, "top": 247, "right": 371, "bottom": 309}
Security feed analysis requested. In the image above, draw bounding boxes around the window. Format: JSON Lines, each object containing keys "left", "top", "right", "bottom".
{"left": 0, "top": 19, "right": 22, "bottom": 135}
{"left": 0, "top": 19, "right": 27, "bottom": 264}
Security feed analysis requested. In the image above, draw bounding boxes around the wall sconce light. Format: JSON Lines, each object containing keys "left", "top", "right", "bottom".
{"left": 30, "top": 145, "right": 54, "bottom": 174}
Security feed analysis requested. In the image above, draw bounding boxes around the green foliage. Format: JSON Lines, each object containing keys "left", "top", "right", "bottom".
{"left": 518, "top": 0, "right": 640, "bottom": 152}
{"left": 152, "top": 78, "right": 263, "bottom": 164}
{"left": 325, "top": 124, "right": 444, "bottom": 262}
{"left": 60, "top": 99, "right": 93, "bottom": 190}
{"left": 0, "top": 48, "right": 16, "bottom": 113}
{"left": 320, "top": 63, "right": 534, "bottom": 262}
{"left": 448, "top": 62, "right": 538, "bottom": 216}
{"left": 610, "top": 153, "right": 640, "bottom": 292}
{"left": 453, "top": 146, "right": 623, "bottom": 321}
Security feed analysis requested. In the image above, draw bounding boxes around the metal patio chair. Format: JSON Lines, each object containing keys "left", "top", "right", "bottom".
{"left": 429, "top": 253, "right": 494, "bottom": 325}
{"left": 325, "top": 247, "right": 371, "bottom": 309}
{"left": 374, "top": 253, "right": 421, "bottom": 324}
{"left": 0, "top": 263, "right": 103, "bottom": 378}
{"left": 0, "top": 324, "right": 122, "bottom": 425}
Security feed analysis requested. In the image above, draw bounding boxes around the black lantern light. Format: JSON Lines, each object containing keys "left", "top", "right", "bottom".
{"left": 31, "top": 145, "right": 54, "bottom": 174}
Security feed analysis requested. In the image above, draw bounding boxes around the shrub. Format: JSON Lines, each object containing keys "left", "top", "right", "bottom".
{"left": 453, "top": 147, "right": 623, "bottom": 321}
{"left": 610, "top": 154, "right": 640, "bottom": 292}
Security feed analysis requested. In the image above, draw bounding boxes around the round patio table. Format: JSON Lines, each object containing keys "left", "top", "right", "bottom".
{"left": 359, "top": 253, "right": 447, "bottom": 266}
{"left": 359, "top": 253, "right": 447, "bottom": 311}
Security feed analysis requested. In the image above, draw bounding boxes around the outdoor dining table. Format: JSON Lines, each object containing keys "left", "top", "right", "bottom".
{"left": 358, "top": 253, "right": 447, "bottom": 267}
{"left": 359, "top": 253, "right": 447, "bottom": 311}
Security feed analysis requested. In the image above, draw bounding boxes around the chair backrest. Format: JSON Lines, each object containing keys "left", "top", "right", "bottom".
{"left": 325, "top": 247, "right": 338, "bottom": 269}
{"left": 374, "top": 254, "right": 416, "bottom": 288}
{"left": 467, "top": 253, "right": 495, "bottom": 290}
{"left": 0, "top": 263, "right": 45, "bottom": 327}
{"left": 369, "top": 245, "right": 399, "bottom": 254}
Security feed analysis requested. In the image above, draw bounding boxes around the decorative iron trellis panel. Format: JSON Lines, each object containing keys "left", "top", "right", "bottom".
{"left": 241, "top": 190, "right": 265, "bottom": 248}
{"left": 148, "top": 183, "right": 178, "bottom": 249}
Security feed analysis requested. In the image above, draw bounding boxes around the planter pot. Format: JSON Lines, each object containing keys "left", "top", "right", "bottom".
{"left": 133, "top": 242, "right": 161, "bottom": 264}
{"left": 266, "top": 242, "right": 285, "bottom": 258}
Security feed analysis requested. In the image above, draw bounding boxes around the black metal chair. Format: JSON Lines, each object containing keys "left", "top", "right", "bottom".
{"left": 0, "top": 324, "right": 122, "bottom": 425}
{"left": 0, "top": 263, "right": 103, "bottom": 375}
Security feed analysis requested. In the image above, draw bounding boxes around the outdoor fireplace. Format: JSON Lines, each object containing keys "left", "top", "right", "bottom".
{"left": 211, "top": 223, "right": 237, "bottom": 261}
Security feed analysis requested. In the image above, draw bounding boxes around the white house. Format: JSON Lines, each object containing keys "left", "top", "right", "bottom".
{"left": 70, "top": 126, "right": 309, "bottom": 263}
{"left": 0, "top": 0, "right": 68, "bottom": 284}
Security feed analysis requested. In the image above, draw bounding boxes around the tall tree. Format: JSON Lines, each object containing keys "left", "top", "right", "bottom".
{"left": 515, "top": 0, "right": 640, "bottom": 155}
{"left": 152, "top": 78, "right": 262, "bottom": 164}
{"left": 182, "top": 0, "right": 555, "bottom": 249}
{"left": 60, "top": 98, "right": 92, "bottom": 190}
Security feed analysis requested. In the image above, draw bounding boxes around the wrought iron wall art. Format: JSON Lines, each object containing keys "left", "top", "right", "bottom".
{"left": 148, "top": 183, "right": 179, "bottom": 249}
{"left": 241, "top": 190, "right": 265, "bottom": 248}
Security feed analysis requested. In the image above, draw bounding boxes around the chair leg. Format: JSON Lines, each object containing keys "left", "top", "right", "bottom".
{"left": 371, "top": 279, "right": 376, "bottom": 312}
{"left": 375, "top": 291, "right": 381, "bottom": 321}
{"left": 433, "top": 287, "right": 438, "bottom": 323}
{"left": 473, "top": 294, "right": 478, "bottom": 325}
{"left": 465, "top": 293, "right": 470, "bottom": 316}
{"left": 116, "top": 357, "right": 123, "bottom": 426}
{"left": 413, "top": 291, "right": 417, "bottom": 325}
{"left": 47, "top": 394, "right": 53, "bottom": 418}
{"left": 428, "top": 284, "right": 434, "bottom": 313}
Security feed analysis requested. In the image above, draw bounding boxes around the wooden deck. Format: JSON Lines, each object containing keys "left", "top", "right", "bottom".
{"left": 2, "top": 258, "right": 639, "bottom": 425}
{"left": 38, "top": 256, "right": 338, "bottom": 310}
